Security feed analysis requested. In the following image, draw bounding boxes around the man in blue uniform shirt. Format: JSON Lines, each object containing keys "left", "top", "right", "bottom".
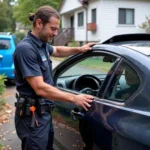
{"left": 14, "top": 5, "right": 95, "bottom": 150}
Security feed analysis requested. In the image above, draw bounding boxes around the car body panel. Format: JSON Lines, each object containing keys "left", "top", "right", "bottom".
{"left": 83, "top": 101, "right": 150, "bottom": 150}
{"left": 52, "top": 35, "right": 150, "bottom": 150}
{"left": 0, "top": 34, "right": 15, "bottom": 79}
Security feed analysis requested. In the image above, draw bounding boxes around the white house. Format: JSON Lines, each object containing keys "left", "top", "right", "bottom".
{"left": 55, "top": 0, "right": 150, "bottom": 46}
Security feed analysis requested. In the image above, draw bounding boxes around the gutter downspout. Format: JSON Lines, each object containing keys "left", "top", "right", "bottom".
{"left": 85, "top": 6, "right": 88, "bottom": 43}
{"left": 83, "top": 4, "right": 88, "bottom": 43}
{"left": 79, "top": 0, "right": 89, "bottom": 43}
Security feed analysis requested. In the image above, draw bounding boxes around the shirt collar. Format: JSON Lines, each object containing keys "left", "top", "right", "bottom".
{"left": 27, "top": 31, "right": 46, "bottom": 48}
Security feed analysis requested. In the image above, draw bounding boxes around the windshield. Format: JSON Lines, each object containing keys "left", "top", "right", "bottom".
{"left": 0, "top": 39, "right": 10, "bottom": 50}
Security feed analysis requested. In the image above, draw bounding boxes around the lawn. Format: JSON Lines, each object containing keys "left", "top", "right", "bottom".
{"left": 0, "top": 143, "right": 2, "bottom": 150}
{"left": 52, "top": 57, "right": 113, "bottom": 73}
{"left": 79, "top": 57, "right": 113, "bottom": 72}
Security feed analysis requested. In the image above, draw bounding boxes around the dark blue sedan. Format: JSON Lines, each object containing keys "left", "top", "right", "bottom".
{"left": 52, "top": 34, "right": 150, "bottom": 150}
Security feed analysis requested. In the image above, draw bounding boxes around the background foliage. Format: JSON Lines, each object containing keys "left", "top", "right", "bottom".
{"left": 13, "top": 0, "right": 61, "bottom": 26}
{"left": 0, "top": 0, "right": 15, "bottom": 32}
{"left": 0, "top": 0, "right": 61, "bottom": 31}
{"left": 0, "top": 75, "right": 6, "bottom": 109}
{"left": 139, "top": 15, "right": 150, "bottom": 33}
{"left": 14, "top": 31, "right": 26, "bottom": 44}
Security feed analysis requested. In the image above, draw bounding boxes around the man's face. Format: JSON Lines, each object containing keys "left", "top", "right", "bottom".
{"left": 38, "top": 16, "right": 60, "bottom": 42}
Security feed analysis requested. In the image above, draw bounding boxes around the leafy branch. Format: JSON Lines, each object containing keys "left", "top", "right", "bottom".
{"left": 139, "top": 15, "right": 150, "bottom": 33}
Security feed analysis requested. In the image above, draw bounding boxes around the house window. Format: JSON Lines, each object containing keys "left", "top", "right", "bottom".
{"left": 119, "top": 8, "right": 134, "bottom": 24}
{"left": 78, "top": 12, "right": 84, "bottom": 27}
{"left": 92, "top": 8, "right": 96, "bottom": 23}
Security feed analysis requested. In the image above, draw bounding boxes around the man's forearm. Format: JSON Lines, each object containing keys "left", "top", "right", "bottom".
{"left": 36, "top": 82, "right": 76, "bottom": 102}
{"left": 52, "top": 43, "right": 95, "bottom": 57}
{"left": 53, "top": 46, "right": 82, "bottom": 57}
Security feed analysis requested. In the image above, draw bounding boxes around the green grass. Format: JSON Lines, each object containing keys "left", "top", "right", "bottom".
{"left": 51, "top": 56, "right": 66, "bottom": 62}
{"left": 79, "top": 57, "right": 113, "bottom": 72}
{"left": 52, "top": 57, "right": 113, "bottom": 73}
{"left": 0, "top": 142, "right": 3, "bottom": 150}
{"left": 0, "top": 98, "right": 6, "bottom": 110}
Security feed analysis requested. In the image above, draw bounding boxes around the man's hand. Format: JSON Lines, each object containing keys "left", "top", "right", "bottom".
{"left": 80, "top": 43, "right": 96, "bottom": 53}
{"left": 73, "top": 94, "right": 94, "bottom": 111}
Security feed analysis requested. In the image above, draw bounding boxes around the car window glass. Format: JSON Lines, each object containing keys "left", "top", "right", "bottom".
{"left": 61, "top": 55, "right": 116, "bottom": 77}
{"left": 0, "top": 39, "right": 10, "bottom": 49}
{"left": 57, "top": 54, "right": 117, "bottom": 96}
{"left": 104, "top": 61, "right": 140, "bottom": 102}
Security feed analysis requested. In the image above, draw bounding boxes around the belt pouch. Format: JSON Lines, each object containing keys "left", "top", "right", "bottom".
{"left": 36, "top": 98, "right": 46, "bottom": 116}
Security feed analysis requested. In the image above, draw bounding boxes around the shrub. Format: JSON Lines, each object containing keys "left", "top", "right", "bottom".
{"left": 0, "top": 75, "right": 6, "bottom": 109}
{"left": 139, "top": 15, "right": 150, "bottom": 33}
{"left": 0, "top": 75, "right": 6, "bottom": 149}
{"left": 0, "top": 142, "right": 3, "bottom": 150}
{"left": 14, "top": 32, "right": 26, "bottom": 44}
{"left": 69, "top": 40, "right": 78, "bottom": 47}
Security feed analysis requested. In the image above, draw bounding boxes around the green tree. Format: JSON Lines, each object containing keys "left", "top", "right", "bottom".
{"left": 14, "top": 31, "right": 26, "bottom": 44}
{"left": 5, "top": 0, "right": 16, "bottom": 31}
{"left": 13, "top": 0, "right": 61, "bottom": 26}
{"left": 139, "top": 15, "right": 150, "bottom": 33}
{"left": 0, "top": 1, "right": 15, "bottom": 32}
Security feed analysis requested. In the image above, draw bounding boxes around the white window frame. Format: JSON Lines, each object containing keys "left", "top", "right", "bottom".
{"left": 91, "top": 8, "right": 97, "bottom": 23}
{"left": 118, "top": 8, "right": 135, "bottom": 25}
{"left": 78, "top": 11, "right": 84, "bottom": 27}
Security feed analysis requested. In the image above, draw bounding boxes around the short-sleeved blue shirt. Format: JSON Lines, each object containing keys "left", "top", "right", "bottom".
{"left": 14, "top": 31, "right": 54, "bottom": 104}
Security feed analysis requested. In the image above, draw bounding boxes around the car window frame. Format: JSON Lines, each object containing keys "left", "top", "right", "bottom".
{"left": 97, "top": 57, "right": 123, "bottom": 98}
{"left": 53, "top": 49, "right": 121, "bottom": 97}
{"left": 100, "top": 58, "right": 144, "bottom": 105}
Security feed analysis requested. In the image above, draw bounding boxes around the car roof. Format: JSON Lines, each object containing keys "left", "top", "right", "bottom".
{"left": 0, "top": 32, "right": 14, "bottom": 39}
{"left": 101, "top": 34, "right": 150, "bottom": 56}
{"left": 0, "top": 35, "right": 14, "bottom": 40}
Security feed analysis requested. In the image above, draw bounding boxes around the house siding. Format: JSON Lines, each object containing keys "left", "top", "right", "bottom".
{"left": 74, "top": 0, "right": 101, "bottom": 42}
{"left": 99, "top": 0, "right": 150, "bottom": 41}
{"left": 60, "top": 0, "right": 82, "bottom": 14}
{"left": 75, "top": 8, "right": 87, "bottom": 41}
{"left": 87, "top": 0, "right": 101, "bottom": 42}
{"left": 61, "top": 15, "right": 70, "bottom": 28}
{"left": 60, "top": 0, "right": 150, "bottom": 42}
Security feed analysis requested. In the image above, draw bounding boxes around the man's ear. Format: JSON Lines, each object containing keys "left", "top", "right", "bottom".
{"left": 36, "top": 18, "right": 43, "bottom": 29}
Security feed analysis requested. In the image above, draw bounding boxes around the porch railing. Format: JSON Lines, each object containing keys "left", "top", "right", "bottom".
{"left": 53, "top": 28, "right": 74, "bottom": 46}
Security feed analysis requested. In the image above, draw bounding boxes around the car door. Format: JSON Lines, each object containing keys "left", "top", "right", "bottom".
{"left": 52, "top": 50, "right": 121, "bottom": 150}
{"left": 94, "top": 59, "right": 150, "bottom": 150}
{"left": 53, "top": 47, "right": 150, "bottom": 150}
{"left": 0, "top": 37, "right": 15, "bottom": 68}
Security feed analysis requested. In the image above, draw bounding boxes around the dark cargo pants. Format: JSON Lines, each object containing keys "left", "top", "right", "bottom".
{"left": 15, "top": 111, "right": 54, "bottom": 150}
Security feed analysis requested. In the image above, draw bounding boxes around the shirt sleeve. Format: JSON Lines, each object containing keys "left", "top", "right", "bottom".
{"left": 48, "top": 44, "right": 54, "bottom": 55}
{"left": 15, "top": 45, "right": 42, "bottom": 79}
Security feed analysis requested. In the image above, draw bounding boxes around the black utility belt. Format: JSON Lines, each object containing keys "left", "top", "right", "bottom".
{"left": 15, "top": 96, "right": 55, "bottom": 117}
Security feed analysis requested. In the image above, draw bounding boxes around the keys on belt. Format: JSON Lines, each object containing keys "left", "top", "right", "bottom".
{"left": 30, "top": 105, "right": 38, "bottom": 127}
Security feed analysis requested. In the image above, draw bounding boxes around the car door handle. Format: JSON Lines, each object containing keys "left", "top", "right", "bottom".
{"left": 71, "top": 109, "right": 84, "bottom": 120}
